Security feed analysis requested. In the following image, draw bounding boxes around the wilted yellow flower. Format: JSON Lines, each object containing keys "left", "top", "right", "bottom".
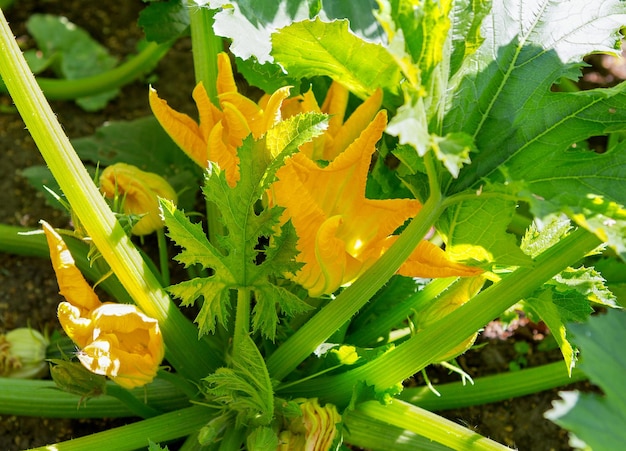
{"left": 0, "top": 328, "right": 49, "bottom": 379}
{"left": 269, "top": 110, "right": 482, "bottom": 297}
{"left": 42, "top": 221, "right": 164, "bottom": 389}
{"left": 278, "top": 398, "right": 341, "bottom": 451}
{"left": 99, "top": 163, "right": 177, "bottom": 236}
{"left": 149, "top": 52, "right": 290, "bottom": 186}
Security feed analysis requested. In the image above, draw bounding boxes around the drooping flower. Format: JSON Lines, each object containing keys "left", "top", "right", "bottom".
{"left": 42, "top": 221, "right": 164, "bottom": 389}
{"left": 149, "top": 52, "right": 291, "bottom": 186}
{"left": 277, "top": 398, "right": 341, "bottom": 451}
{"left": 99, "top": 163, "right": 178, "bottom": 236}
{"left": 269, "top": 110, "right": 482, "bottom": 297}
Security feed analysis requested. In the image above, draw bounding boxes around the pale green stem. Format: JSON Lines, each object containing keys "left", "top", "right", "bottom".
{"left": 401, "top": 360, "right": 588, "bottom": 411}
{"left": 233, "top": 288, "right": 251, "bottom": 360}
{"left": 0, "top": 41, "right": 172, "bottom": 99}
{"left": 354, "top": 399, "right": 512, "bottom": 450}
{"left": 106, "top": 384, "right": 162, "bottom": 418}
{"left": 343, "top": 408, "right": 452, "bottom": 451}
{"left": 156, "top": 228, "right": 171, "bottom": 286}
{"left": 346, "top": 277, "right": 456, "bottom": 347}
{"left": 187, "top": 2, "right": 226, "bottom": 249}
{"left": 0, "top": 378, "right": 187, "bottom": 418}
{"left": 188, "top": 2, "right": 221, "bottom": 103}
{"left": 27, "top": 406, "right": 215, "bottom": 451}
{"left": 266, "top": 190, "right": 445, "bottom": 380}
{"left": 0, "top": 10, "right": 219, "bottom": 381}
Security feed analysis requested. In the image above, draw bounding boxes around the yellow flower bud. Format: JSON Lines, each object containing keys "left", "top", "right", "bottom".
{"left": 99, "top": 163, "right": 177, "bottom": 236}
{"left": 278, "top": 398, "right": 341, "bottom": 451}
{"left": 0, "top": 328, "right": 49, "bottom": 379}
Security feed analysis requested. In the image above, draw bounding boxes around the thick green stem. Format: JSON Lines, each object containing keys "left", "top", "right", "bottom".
{"left": 0, "top": 41, "right": 172, "bottom": 99}
{"left": 353, "top": 399, "right": 511, "bottom": 450}
{"left": 187, "top": 3, "right": 225, "bottom": 249}
{"left": 278, "top": 228, "right": 601, "bottom": 406}
{"left": 28, "top": 406, "right": 215, "bottom": 451}
{"left": 233, "top": 288, "right": 251, "bottom": 359}
{"left": 0, "top": 10, "right": 219, "bottom": 381}
{"left": 343, "top": 408, "right": 453, "bottom": 451}
{"left": 0, "top": 378, "right": 188, "bottom": 418}
{"left": 106, "top": 384, "right": 163, "bottom": 418}
{"left": 157, "top": 228, "right": 171, "bottom": 286}
{"left": 346, "top": 277, "right": 456, "bottom": 347}
{"left": 400, "top": 360, "right": 588, "bottom": 411}
{"left": 267, "top": 191, "right": 445, "bottom": 380}
{"left": 188, "top": 2, "right": 221, "bottom": 103}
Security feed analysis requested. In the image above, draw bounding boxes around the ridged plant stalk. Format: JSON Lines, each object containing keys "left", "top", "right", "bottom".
{"left": 277, "top": 227, "right": 601, "bottom": 406}
{"left": 0, "top": 9, "right": 219, "bottom": 382}
{"left": 350, "top": 399, "right": 511, "bottom": 450}
{"left": 28, "top": 406, "right": 216, "bottom": 451}
{"left": 187, "top": 3, "right": 225, "bottom": 249}
{"left": 0, "top": 378, "right": 188, "bottom": 418}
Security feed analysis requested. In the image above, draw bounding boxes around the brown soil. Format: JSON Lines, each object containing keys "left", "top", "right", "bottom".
{"left": 0, "top": 2, "right": 596, "bottom": 450}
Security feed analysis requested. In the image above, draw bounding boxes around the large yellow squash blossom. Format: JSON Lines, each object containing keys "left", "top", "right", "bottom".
{"left": 42, "top": 221, "right": 164, "bottom": 389}
{"left": 150, "top": 53, "right": 481, "bottom": 297}
{"left": 149, "top": 52, "right": 290, "bottom": 187}
{"left": 269, "top": 109, "right": 481, "bottom": 296}
{"left": 99, "top": 163, "right": 178, "bottom": 236}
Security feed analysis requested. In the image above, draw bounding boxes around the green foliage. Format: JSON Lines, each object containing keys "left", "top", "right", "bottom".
{"left": 437, "top": 185, "right": 532, "bottom": 267}
{"left": 545, "top": 309, "right": 626, "bottom": 450}
{"left": 25, "top": 14, "right": 118, "bottom": 110}
{"left": 204, "top": 0, "right": 384, "bottom": 64}
{"left": 521, "top": 217, "right": 618, "bottom": 372}
{"left": 272, "top": 18, "right": 403, "bottom": 102}
{"left": 138, "top": 0, "right": 190, "bottom": 43}
{"left": 440, "top": 0, "right": 626, "bottom": 257}
{"left": 148, "top": 441, "right": 169, "bottom": 451}
{"left": 204, "top": 335, "right": 274, "bottom": 428}
{"left": 163, "top": 113, "right": 327, "bottom": 339}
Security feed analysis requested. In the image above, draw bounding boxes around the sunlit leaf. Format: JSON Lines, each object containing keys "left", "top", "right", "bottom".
{"left": 272, "top": 18, "right": 402, "bottom": 101}
{"left": 437, "top": 185, "right": 532, "bottom": 267}
{"left": 545, "top": 309, "right": 626, "bottom": 450}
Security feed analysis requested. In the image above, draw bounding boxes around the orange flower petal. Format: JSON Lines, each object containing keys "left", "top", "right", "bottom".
{"left": 394, "top": 239, "right": 484, "bottom": 278}
{"left": 42, "top": 221, "right": 102, "bottom": 313}
{"left": 208, "top": 120, "right": 240, "bottom": 187}
{"left": 310, "top": 216, "right": 347, "bottom": 297}
{"left": 99, "top": 163, "right": 178, "bottom": 236}
{"left": 193, "top": 82, "right": 222, "bottom": 143}
{"left": 261, "top": 86, "right": 292, "bottom": 132}
{"left": 321, "top": 82, "right": 349, "bottom": 136}
{"left": 57, "top": 302, "right": 95, "bottom": 349}
{"left": 149, "top": 87, "right": 208, "bottom": 167}
{"left": 78, "top": 303, "right": 164, "bottom": 389}
{"left": 324, "top": 88, "right": 383, "bottom": 160}
{"left": 216, "top": 52, "right": 238, "bottom": 95}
